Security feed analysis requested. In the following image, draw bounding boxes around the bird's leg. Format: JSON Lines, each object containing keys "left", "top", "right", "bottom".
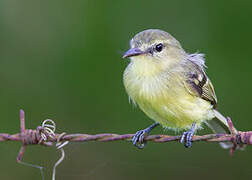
{"left": 180, "top": 123, "right": 196, "bottom": 148}
{"left": 132, "top": 122, "right": 159, "bottom": 149}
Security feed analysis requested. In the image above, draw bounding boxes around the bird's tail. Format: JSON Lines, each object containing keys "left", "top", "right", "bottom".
{"left": 206, "top": 110, "right": 236, "bottom": 149}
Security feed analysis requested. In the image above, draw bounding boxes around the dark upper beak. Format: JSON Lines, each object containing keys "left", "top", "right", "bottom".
{"left": 122, "top": 48, "right": 145, "bottom": 58}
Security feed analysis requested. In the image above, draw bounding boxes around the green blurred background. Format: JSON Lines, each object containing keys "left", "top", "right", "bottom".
{"left": 0, "top": 0, "right": 251, "bottom": 179}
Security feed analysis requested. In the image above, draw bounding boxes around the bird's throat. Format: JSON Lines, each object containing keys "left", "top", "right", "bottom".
{"left": 130, "top": 56, "right": 165, "bottom": 77}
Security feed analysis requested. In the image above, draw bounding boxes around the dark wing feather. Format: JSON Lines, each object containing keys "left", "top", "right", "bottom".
{"left": 183, "top": 67, "right": 217, "bottom": 108}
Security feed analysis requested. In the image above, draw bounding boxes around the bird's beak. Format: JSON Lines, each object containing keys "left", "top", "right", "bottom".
{"left": 122, "top": 48, "right": 145, "bottom": 58}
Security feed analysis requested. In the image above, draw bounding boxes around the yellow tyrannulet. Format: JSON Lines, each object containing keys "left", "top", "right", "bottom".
{"left": 123, "top": 29, "right": 233, "bottom": 148}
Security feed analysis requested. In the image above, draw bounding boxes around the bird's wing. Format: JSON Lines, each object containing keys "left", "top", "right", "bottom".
{"left": 183, "top": 67, "right": 217, "bottom": 108}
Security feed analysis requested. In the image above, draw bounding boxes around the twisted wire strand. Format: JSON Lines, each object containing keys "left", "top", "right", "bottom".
{"left": 40, "top": 119, "right": 56, "bottom": 141}
{"left": 39, "top": 119, "right": 69, "bottom": 180}
{"left": 1, "top": 129, "right": 251, "bottom": 145}
{"left": 53, "top": 133, "right": 69, "bottom": 180}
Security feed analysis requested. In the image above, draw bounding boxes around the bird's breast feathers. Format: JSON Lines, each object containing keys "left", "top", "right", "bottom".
{"left": 123, "top": 60, "right": 215, "bottom": 130}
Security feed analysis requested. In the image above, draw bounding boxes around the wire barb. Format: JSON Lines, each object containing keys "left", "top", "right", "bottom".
{"left": 16, "top": 109, "right": 45, "bottom": 180}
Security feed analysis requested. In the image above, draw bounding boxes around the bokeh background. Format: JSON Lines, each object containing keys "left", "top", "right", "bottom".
{"left": 0, "top": 0, "right": 251, "bottom": 179}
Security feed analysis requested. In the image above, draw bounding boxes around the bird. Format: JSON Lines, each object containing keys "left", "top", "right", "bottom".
{"left": 122, "top": 29, "right": 233, "bottom": 149}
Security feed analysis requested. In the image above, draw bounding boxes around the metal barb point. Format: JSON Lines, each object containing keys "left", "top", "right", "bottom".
{"left": 17, "top": 109, "right": 45, "bottom": 180}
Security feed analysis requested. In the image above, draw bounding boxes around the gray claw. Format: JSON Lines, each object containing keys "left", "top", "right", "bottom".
{"left": 180, "top": 130, "right": 194, "bottom": 148}
{"left": 132, "top": 130, "right": 147, "bottom": 149}
{"left": 132, "top": 123, "right": 159, "bottom": 149}
{"left": 180, "top": 123, "right": 196, "bottom": 148}
{"left": 180, "top": 133, "right": 186, "bottom": 144}
{"left": 186, "top": 131, "right": 194, "bottom": 148}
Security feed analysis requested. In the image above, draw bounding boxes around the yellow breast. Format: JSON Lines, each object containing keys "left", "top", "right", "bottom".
{"left": 123, "top": 58, "right": 214, "bottom": 130}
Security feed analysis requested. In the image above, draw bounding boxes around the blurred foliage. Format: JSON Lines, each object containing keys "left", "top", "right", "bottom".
{"left": 0, "top": 0, "right": 251, "bottom": 179}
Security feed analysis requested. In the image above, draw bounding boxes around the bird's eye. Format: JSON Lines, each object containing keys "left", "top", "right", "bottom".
{"left": 155, "top": 43, "right": 163, "bottom": 52}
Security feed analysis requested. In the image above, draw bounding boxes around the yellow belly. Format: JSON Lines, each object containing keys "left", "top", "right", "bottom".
{"left": 123, "top": 64, "right": 214, "bottom": 130}
{"left": 135, "top": 92, "right": 214, "bottom": 130}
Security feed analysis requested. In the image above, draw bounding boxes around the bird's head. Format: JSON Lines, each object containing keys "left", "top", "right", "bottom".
{"left": 123, "top": 29, "right": 185, "bottom": 65}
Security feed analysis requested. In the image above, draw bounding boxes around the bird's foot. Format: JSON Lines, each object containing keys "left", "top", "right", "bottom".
{"left": 180, "top": 123, "right": 196, "bottom": 148}
{"left": 132, "top": 122, "right": 159, "bottom": 149}
{"left": 132, "top": 129, "right": 148, "bottom": 149}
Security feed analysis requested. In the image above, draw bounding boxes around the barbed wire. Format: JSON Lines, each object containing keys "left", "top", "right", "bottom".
{"left": 0, "top": 109, "right": 251, "bottom": 179}
{"left": 1, "top": 110, "right": 252, "bottom": 153}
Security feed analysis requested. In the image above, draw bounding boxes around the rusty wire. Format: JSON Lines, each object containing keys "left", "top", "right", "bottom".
{"left": 0, "top": 109, "right": 251, "bottom": 179}
{"left": 0, "top": 109, "right": 251, "bottom": 158}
